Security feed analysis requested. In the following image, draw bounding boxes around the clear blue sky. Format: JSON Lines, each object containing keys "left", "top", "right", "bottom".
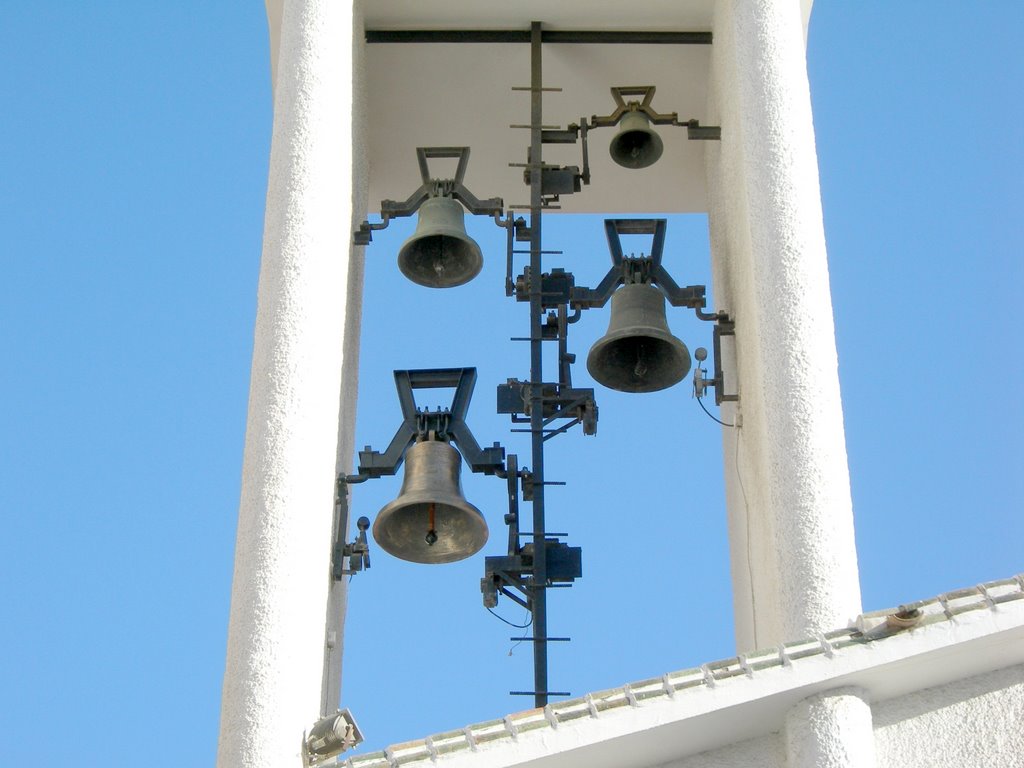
{"left": 1, "top": 3, "right": 1020, "bottom": 766}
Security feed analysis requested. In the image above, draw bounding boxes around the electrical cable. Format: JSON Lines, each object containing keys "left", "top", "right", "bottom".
{"left": 735, "top": 426, "right": 758, "bottom": 649}
{"left": 696, "top": 393, "right": 735, "bottom": 427}
{"left": 487, "top": 606, "right": 533, "bottom": 657}
{"left": 487, "top": 606, "right": 533, "bottom": 629}
{"left": 507, "top": 609, "right": 533, "bottom": 656}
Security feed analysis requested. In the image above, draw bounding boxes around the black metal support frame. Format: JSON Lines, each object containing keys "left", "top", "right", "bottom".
{"left": 365, "top": 30, "right": 713, "bottom": 45}
{"left": 571, "top": 219, "right": 711, "bottom": 311}
{"left": 349, "top": 368, "right": 505, "bottom": 480}
{"left": 525, "top": 21, "right": 552, "bottom": 706}
{"left": 349, "top": 20, "right": 737, "bottom": 711}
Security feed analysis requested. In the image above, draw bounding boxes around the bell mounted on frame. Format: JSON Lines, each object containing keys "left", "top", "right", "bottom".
{"left": 354, "top": 146, "right": 504, "bottom": 288}
{"left": 338, "top": 368, "right": 506, "bottom": 568}
{"left": 572, "top": 219, "right": 717, "bottom": 395}
{"left": 589, "top": 85, "right": 720, "bottom": 172}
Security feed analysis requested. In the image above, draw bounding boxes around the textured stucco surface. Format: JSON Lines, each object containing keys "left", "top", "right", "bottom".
{"left": 321, "top": 0, "right": 368, "bottom": 717}
{"left": 705, "top": 0, "right": 861, "bottom": 651}
{"left": 666, "top": 733, "right": 784, "bottom": 768}
{"left": 874, "top": 663, "right": 1024, "bottom": 768}
{"left": 785, "top": 688, "right": 876, "bottom": 768}
{"left": 216, "top": 1, "right": 358, "bottom": 766}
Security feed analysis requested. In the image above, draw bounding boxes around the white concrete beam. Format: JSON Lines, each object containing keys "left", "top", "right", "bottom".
{"left": 216, "top": 1, "right": 360, "bottom": 765}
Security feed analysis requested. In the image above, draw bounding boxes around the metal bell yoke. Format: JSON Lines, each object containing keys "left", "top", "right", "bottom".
{"left": 343, "top": 368, "right": 506, "bottom": 565}
{"left": 354, "top": 147, "right": 505, "bottom": 288}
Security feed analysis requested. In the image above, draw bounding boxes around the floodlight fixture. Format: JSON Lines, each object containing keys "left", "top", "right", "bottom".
{"left": 301, "top": 708, "right": 363, "bottom": 766}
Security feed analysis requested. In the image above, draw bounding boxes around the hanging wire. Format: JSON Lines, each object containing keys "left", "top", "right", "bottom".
{"left": 695, "top": 393, "right": 735, "bottom": 427}
{"left": 487, "top": 606, "right": 534, "bottom": 656}
{"left": 487, "top": 606, "right": 533, "bottom": 629}
{"left": 508, "top": 608, "right": 533, "bottom": 656}
{"left": 735, "top": 426, "right": 758, "bottom": 649}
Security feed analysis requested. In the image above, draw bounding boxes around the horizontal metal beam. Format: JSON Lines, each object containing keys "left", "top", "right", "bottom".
{"left": 365, "top": 29, "right": 712, "bottom": 45}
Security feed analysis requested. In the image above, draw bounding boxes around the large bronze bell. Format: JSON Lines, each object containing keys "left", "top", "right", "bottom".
{"left": 397, "top": 197, "right": 483, "bottom": 288}
{"left": 587, "top": 283, "right": 691, "bottom": 393}
{"left": 609, "top": 110, "right": 664, "bottom": 170}
{"left": 372, "top": 439, "right": 488, "bottom": 564}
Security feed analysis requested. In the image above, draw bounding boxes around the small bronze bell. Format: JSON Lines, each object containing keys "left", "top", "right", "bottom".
{"left": 608, "top": 110, "right": 664, "bottom": 170}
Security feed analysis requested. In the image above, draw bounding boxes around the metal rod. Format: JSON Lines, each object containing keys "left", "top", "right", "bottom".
{"left": 528, "top": 21, "right": 549, "bottom": 712}
{"left": 510, "top": 427, "right": 576, "bottom": 434}
{"left": 365, "top": 30, "right": 712, "bottom": 45}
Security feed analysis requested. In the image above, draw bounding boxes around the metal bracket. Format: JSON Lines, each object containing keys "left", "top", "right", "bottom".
{"left": 333, "top": 514, "right": 371, "bottom": 579}
{"left": 497, "top": 380, "right": 597, "bottom": 437}
{"left": 330, "top": 475, "right": 372, "bottom": 580}
{"left": 348, "top": 368, "right": 505, "bottom": 480}
{"left": 355, "top": 147, "right": 506, "bottom": 245}
{"left": 482, "top": 541, "right": 583, "bottom": 607}
{"left": 520, "top": 149, "right": 583, "bottom": 199}
{"left": 570, "top": 219, "right": 708, "bottom": 311}
{"left": 514, "top": 267, "right": 576, "bottom": 307}
{"left": 693, "top": 316, "right": 738, "bottom": 406}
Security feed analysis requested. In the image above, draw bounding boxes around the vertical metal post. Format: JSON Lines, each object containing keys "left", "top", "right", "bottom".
{"left": 528, "top": 20, "right": 548, "bottom": 710}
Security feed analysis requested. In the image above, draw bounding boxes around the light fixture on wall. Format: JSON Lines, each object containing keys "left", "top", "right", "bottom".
{"left": 355, "top": 147, "right": 505, "bottom": 288}
{"left": 301, "top": 709, "right": 363, "bottom": 766}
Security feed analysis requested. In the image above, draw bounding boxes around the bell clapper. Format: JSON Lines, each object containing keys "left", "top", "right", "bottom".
{"left": 633, "top": 345, "right": 649, "bottom": 378}
{"left": 425, "top": 502, "right": 438, "bottom": 546}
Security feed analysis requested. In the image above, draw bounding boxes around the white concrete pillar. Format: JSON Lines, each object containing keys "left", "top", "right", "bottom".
{"left": 705, "top": 0, "right": 862, "bottom": 650}
{"left": 785, "top": 688, "right": 877, "bottom": 768}
{"left": 321, "top": 0, "right": 368, "bottom": 719}
{"left": 216, "top": 1, "right": 359, "bottom": 765}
